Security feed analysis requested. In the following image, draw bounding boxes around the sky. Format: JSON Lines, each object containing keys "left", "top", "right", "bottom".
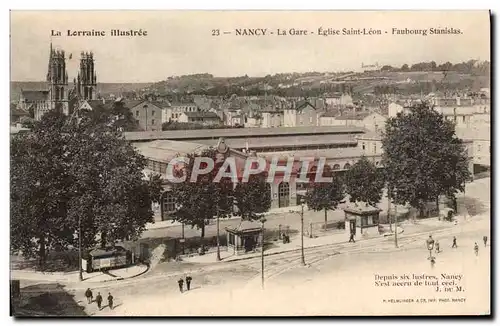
{"left": 10, "top": 10, "right": 491, "bottom": 83}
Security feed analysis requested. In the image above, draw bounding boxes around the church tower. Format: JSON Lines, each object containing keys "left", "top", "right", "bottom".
{"left": 46, "top": 43, "right": 69, "bottom": 114}
{"left": 76, "top": 51, "right": 97, "bottom": 100}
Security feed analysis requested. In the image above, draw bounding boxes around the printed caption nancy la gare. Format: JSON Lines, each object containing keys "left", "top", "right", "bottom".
{"left": 51, "top": 29, "right": 148, "bottom": 37}
{"left": 211, "top": 27, "right": 463, "bottom": 36}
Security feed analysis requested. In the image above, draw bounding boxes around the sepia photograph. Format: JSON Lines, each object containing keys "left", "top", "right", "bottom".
{"left": 9, "top": 10, "right": 491, "bottom": 317}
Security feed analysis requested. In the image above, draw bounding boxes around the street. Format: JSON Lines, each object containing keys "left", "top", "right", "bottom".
{"left": 72, "top": 212, "right": 490, "bottom": 316}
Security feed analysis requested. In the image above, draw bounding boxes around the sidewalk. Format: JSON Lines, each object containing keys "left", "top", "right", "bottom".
{"left": 182, "top": 219, "right": 446, "bottom": 264}
{"left": 11, "top": 264, "right": 148, "bottom": 284}
{"left": 144, "top": 204, "right": 309, "bottom": 231}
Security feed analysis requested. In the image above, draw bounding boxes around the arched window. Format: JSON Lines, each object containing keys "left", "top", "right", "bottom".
{"left": 332, "top": 164, "right": 341, "bottom": 170}
{"left": 343, "top": 163, "right": 351, "bottom": 170}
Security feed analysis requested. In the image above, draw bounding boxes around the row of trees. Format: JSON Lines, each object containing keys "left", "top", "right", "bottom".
{"left": 306, "top": 102, "right": 471, "bottom": 228}
{"left": 381, "top": 60, "right": 490, "bottom": 75}
{"left": 11, "top": 101, "right": 471, "bottom": 269}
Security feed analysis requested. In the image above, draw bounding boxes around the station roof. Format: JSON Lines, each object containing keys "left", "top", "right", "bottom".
{"left": 193, "top": 134, "right": 358, "bottom": 149}
{"left": 258, "top": 146, "right": 364, "bottom": 160}
{"left": 134, "top": 140, "right": 209, "bottom": 163}
{"left": 124, "top": 125, "right": 366, "bottom": 142}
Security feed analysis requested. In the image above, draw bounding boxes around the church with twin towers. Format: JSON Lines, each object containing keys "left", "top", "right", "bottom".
{"left": 17, "top": 43, "right": 98, "bottom": 121}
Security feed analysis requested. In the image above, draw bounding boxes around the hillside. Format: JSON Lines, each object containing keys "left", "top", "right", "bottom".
{"left": 10, "top": 82, "right": 152, "bottom": 102}
{"left": 140, "top": 60, "right": 490, "bottom": 97}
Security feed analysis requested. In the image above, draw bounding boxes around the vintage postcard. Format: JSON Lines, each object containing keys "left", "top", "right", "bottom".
{"left": 9, "top": 10, "right": 491, "bottom": 316}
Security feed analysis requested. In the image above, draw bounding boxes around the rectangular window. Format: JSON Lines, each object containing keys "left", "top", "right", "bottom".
{"left": 136, "top": 111, "right": 139, "bottom": 117}
{"left": 478, "top": 145, "right": 481, "bottom": 152}
{"left": 462, "top": 116, "right": 466, "bottom": 123}
{"left": 160, "top": 163, "right": 167, "bottom": 174}
{"left": 152, "top": 119, "right": 155, "bottom": 125}
{"left": 362, "top": 143, "right": 366, "bottom": 150}
{"left": 162, "top": 192, "right": 176, "bottom": 220}
{"left": 374, "top": 144, "right": 377, "bottom": 154}
{"left": 152, "top": 110, "right": 155, "bottom": 116}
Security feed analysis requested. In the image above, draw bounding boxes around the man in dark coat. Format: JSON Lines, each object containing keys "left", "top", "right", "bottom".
{"left": 483, "top": 236, "right": 488, "bottom": 247}
{"left": 452, "top": 236, "right": 457, "bottom": 248}
{"left": 108, "top": 292, "right": 114, "bottom": 310}
{"left": 349, "top": 233, "right": 355, "bottom": 243}
{"left": 178, "top": 278, "right": 184, "bottom": 293}
{"left": 186, "top": 276, "right": 192, "bottom": 291}
{"left": 96, "top": 292, "right": 103, "bottom": 310}
{"left": 85, "top": 288, "right": 93, "bottom": 304}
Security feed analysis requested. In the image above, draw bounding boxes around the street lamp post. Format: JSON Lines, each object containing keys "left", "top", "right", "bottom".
{"left": 300, "top": 201, "right": 305, "bottom": 266}
{"left": 216, "top": 204, "right": 221, "bottom": 261}
{"left": 78, "top": 215, "right": 83, "bottom": 281}
{"left": 261, "top": 217, "right": 266, "bottom": 289}
{"left": 289, "top": 200, "right": 306, "bottom": 266}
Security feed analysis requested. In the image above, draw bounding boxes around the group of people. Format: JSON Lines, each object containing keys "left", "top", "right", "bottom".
{"left": 428, "top": 234, "right": 489, "bottom": 258}
{"left": 85, "top": 288, "right": 114, "bottom": 311}
{"left": 177, "top": 275, "right": 193, "bottom": 293}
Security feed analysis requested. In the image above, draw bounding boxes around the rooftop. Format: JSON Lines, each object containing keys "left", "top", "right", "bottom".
{"left": 258, "top": 146, "right": 365, "bottom": 160}
{"left": 124, "top": 125, "right": 366, "bottom": 142}
{"left": 134, "top": 140, "right": 209, "bottom": 162}
{"left": 335, "top": 112, "right": 372, "bottom": 121}
{"left": 193, "top": 134, "right": 358, "bottom": 149}
{"left": 344, "top": 204, "right": 382, "bottom": 215}
{"left": 183, "top": 111, "right": 220, "bottom": 119}
{"left": 226, "top": 220, "right": 262, "bottom": 234}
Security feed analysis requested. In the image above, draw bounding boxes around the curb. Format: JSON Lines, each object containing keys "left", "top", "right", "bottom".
{"left": 12, "top": 264, "right": 150, "bottom": 285}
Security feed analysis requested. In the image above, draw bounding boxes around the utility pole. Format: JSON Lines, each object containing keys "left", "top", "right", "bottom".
{"left": 216, "top": 204, "right": 221, "bottom": 261}
{"left": 387, "top": 188, "right": 392, "bottom": 232}
{"left": 261, "top": 218, "right": 266, "bottom": 289}
{"left": 181, "top": 222, "right": 185, "bottom": 255}
{"left": 300, "top": 202, "right": 305, "bottom": 266}
{"left": 78, "top": 216, "right": 83, "bottom": 281}
{"left": 394, "top": 196, "right": 398, "bottom": 248}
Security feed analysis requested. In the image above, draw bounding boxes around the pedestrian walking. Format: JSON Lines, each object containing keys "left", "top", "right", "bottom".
{"left": 178, "top": 278, "right": 184, "bottom": 293}
{"left": 452, "top": 236, "right": 457, "bottom": 248}
{"left": 474, "top": 242, "right": 479, "bottom": 256}
{"left": 435, "top": 241, "right": 440, "bottom": 254}
{"left": 483, "top": 236, "right": 488, "bottom": 247}
{"left": 107, "top": 292, "right": 114, "bottom": 310}
{"left": 186, "top": 276, "right": 192, "bottom": 291}
{"left": 349, "top": 233, "right": 355, "bottom": 243}
{"left": 96, "top": 292, "right": 103, "bottom": 310}
{"left": 85, "top": 288, "right": 93, "bottom": 304}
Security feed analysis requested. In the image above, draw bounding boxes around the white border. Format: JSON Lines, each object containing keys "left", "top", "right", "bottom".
{"left": 2, "top": 1, "right": 497, "bottom": 325}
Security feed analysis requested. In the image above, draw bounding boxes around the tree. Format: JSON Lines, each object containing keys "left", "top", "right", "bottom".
{"left": 381, "top": 102, "right": 472, "bottom": 217}
{"left": 11, "top": 111, "right": 73, "bottom": 268}
{"left": 305, "top": 171, "right": 345, "bottom": 230}
{"left": 234, "top": 172, "right": 271, "bottom": 221}
{"left": 170, "top": 148, "right": 234, "bottom": 240}
{"left": 401, "top": 64, "right": 409, "bottom": 71}
{"left": 344, "top": 156, "right": 384, "bottom": 207}
{"left": 10, "top": 110, "right": 162, "bottom": 270}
